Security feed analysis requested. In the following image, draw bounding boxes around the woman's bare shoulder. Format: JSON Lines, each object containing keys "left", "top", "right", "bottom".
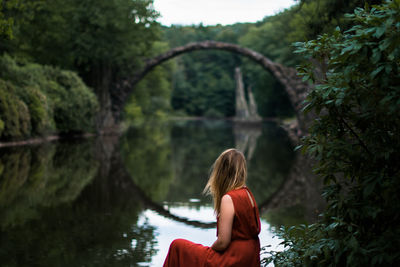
{"left": 221, "top": 193, "right": 233, "bottom": 203}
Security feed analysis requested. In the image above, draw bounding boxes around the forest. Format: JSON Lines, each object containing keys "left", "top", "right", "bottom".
{"left": 1, "top": 0, "right": 399, "bottom": 266}
{"left": 1, "top": 0, "right": 387, "bottom": 137}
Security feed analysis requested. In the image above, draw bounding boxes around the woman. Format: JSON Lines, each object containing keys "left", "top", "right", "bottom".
{"left": 163, "top": 148, "right": 261, "bottom": 267}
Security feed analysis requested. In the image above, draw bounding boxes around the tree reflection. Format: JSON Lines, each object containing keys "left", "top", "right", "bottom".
{"left": 0, "top": 139, "right": 158, "bottom": 266}
{"left": 167, "top": 120, "right": 234, "bottom": 203}
{"left": 0, "top": 119, "right": 318, "bottom": 266}
{"left": 245, "top": 122, "right": 295, "bottom": 203}
{"left": 0, "top": 185, "right": 157, "bottom": 266}
{"left": 262, "top": 204, "right": 307, "bottom": 227}
{"left": 167, "top": 121, "right": 294, "bottom": 205}
{"left": 120, "top": 123, "right": 174, "bottom": 202}
{"left": 164, "top": 120, "right": 296, "bottom": 205}
{"left": 0, "top": 141, "right": 98, "bottom": 229}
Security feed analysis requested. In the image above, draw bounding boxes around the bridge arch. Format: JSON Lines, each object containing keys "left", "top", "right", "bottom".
{"left": 113, "top": 40, "right": 312, "bottom": 132}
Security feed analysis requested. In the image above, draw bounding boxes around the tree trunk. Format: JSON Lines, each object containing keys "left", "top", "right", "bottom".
{"left": 87, "top": 63, "right": 117, "bottom": 133}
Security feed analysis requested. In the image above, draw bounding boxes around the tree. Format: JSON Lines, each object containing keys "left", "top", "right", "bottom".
{"left": 124, "top": 41, "right": 174, "bottom": 122}
{"left": 0, "top": 0, "right": 40, "bottom": 39}
{"left": 265, "top": 1, "right": 400, "bottom": 266}
{"left": 1, "top": 0, "right": 167, "bottom": 128}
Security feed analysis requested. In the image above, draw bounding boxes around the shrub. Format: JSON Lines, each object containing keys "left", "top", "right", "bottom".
{"left": 0, "top": 80, "right": 31, "bottom": 139}
{"left": 37, "top": 67, "right": 99, "bottom": 133}
{"left": 264, "top": 1, "right": 400, "bottom": 266}
{"left": 0, "top": 55, "right": 98, "bottom": 139}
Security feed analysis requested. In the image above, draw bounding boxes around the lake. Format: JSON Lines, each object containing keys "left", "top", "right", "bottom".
{"left": 0, "top": 119, "right": 323, "bottom": 266}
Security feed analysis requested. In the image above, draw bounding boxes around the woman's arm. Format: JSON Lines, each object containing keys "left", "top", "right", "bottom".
{"left": 211, "top": 194, "right": 235, "bottom": 251}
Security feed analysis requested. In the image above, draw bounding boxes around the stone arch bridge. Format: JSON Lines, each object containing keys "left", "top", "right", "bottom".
{"left": 109, "top": 40, "right": 313, "bottom": 133}
{"left": 99, "top": 42, "right": 321, "bottom": 228}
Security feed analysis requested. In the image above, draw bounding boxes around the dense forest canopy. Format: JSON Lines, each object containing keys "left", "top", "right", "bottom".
{"left": 0, "top": 0, "right": 171, "bottom": 137}
{"left": 1, "top": 0, "right": 384, "bottom": 139}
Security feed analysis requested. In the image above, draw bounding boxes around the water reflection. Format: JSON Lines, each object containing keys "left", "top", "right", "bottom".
{"left": 0, "top": 141, "right": 98, "bottom": 229}
{"left": 0, "top": 140, "right": 157, "bottom": 266}
{"left": 0, "top": 120, "right": 321, "bottom": 266}
{"left": 143, "top": 206, "right": 284, "bottom": 266}
{"left": 120, "top": 123, "right": 173, "bottom": 202}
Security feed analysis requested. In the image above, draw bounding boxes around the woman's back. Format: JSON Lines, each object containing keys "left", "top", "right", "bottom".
{"left": 206, "top": 187, "right": 261, "bottom": 267}
{"left": 226, "top": 187, "right": 260, "bottom": 240}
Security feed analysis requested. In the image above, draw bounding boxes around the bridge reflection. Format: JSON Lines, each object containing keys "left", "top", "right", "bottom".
{"left": 122, "top": 152, "right": 323, "bottom": 229}
{"left": 112, "top": 121, "right": 323, "bottom": 228}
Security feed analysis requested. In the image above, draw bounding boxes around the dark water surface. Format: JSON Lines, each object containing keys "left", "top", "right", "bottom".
{"left": 0, "top": 120, "right": 322, "bottom": 266}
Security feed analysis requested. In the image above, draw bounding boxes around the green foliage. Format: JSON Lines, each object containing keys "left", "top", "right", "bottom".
{"left": 239, "top": 11, "right": 300, "bottom": 66}
{"left": 0, "top": 55, "right": 98, "bottom": 139}
{"left": 236, "top": 0, "right": 386, "bottom": 118}
{"left": 0, "top": 80, "right": 31, "bottom": 139}
{"left": 265, "top": 1, "right": 400, "bottom": 266}
{"left": 124, "top": 41, "right": 173, "bottom": 122}
{"left": 0, "top": 0, "right": 34, "bottom": 39}
{"left": 2, "top": 0, "right": 159, "bottom": 72}
{"left": 1, "top": 0, "right": 164, "bottom": 126}
{"left": 36, "top": 67, "right": 99, "bottom": 133}
{"left": 291, "top": 0, "right": 384, "bottom": 42}
{"left": 163, "top": 25, "right": 243, "bottom": 117}
{"left": 0, "top": 0, "right": 18, "bottom": 38}
{"left": 16, "top": 86, "right": 52, "bottom": 135}
{"left": 163, "top": 21, "right": 296, "bottom": 118}
{"left": 0, "top": 119, "right": 4, "bottom": 134}
{"left": 237, "top": 10, "right": 301, "bottom": 118}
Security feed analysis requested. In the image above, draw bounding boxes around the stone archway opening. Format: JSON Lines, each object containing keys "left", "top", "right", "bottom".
{"left": 111, "top": 40, "right": 312, "bottom": 133}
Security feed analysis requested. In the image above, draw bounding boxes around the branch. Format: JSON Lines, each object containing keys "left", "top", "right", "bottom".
{"left": 335, "top": 108, "right": 373, "bottom": 157}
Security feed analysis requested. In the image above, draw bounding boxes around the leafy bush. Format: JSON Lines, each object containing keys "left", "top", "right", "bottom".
{"left": 264, "top": 1, "right": 400, "bottom": 266}
{"left": 0, "top": 80, "right": 31, "bottom": 139}
{"left": 36, "top": 67, "right": 99, "bottom": 132}
{"left": 0, "top": 55, "right": 98, "bottom": 139}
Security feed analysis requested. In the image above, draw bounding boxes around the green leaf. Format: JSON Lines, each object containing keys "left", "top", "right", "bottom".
{"left": 370, "top": 65, "right": 384, "bottom": 78}
{"left": 363, "top": 182, "right": 376, "bottom": 197}
{"left": 379, "top": 39, "right": 391, "bottom": 51}
{"left": 373, "top": 26, "right": 386, "bottom": 38}
{"left": 371, "top": 49, "right": 382, "bottom": 64}
{"left": 335, "top": 98, "right": 343, "bottom": 106}
{"left": 294, "top": 145, "right": 303, "bottom": 151}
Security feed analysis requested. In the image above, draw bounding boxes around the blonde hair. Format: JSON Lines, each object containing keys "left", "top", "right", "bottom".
{"left": 203, "top": 148, "right": 247, "bottom": 214}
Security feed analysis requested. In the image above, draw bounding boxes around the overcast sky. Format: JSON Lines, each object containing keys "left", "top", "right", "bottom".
{"left": 153, "top": 0, "right": 297, "bottom": 26}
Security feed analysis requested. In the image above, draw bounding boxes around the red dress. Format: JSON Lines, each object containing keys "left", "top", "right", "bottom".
{"left": 163, "top": 187, "right": 261, "bottom": 267}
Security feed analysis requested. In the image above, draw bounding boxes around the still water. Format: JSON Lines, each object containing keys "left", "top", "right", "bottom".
{"left": 0, "top": 120, "right": 321, "bottom": 266}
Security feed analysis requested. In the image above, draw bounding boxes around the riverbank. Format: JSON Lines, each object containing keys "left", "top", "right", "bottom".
{"left": 0, "top": 133, "right": 97, "bottom": 148}
{"left": 0, "top": 116, "right": 301, "bottom": 148}
{"left": 167, "top": 115, "right": 279, "bottom": 122}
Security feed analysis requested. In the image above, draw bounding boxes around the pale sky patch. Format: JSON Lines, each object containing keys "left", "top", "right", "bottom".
{"left": 153, "top": 0, "right": 297, "bottom": 26}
